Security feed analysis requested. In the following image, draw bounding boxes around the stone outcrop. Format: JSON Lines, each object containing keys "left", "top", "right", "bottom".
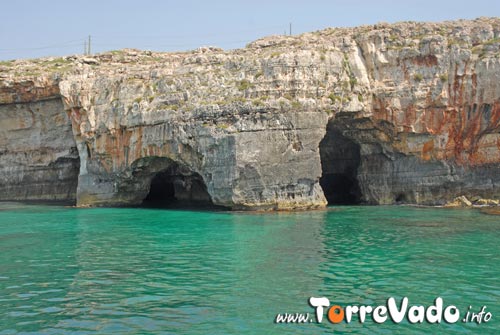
{"left": 445, "top": 195, "right": 499, "bottom": 207}
{"left": 1, "top": 17, "right": 500, "bottom": 209}
{"left": 0, "top": 77, "right": 79, "bottom": 202}
{"left": 444, "top": 195, "right": 473, "bottom": 207}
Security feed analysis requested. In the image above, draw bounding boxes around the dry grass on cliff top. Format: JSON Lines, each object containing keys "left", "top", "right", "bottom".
{"left": 1, "top": 17, "right": 500, "bottom": 83}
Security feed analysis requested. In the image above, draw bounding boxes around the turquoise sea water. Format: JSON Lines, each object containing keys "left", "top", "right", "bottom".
{"left": 0, "top": 203, "right": 499, "bottom": 334}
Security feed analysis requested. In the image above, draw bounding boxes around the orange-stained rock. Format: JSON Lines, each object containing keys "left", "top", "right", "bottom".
{"left": 1, "top": 18, "right": 500, "bottom": 208}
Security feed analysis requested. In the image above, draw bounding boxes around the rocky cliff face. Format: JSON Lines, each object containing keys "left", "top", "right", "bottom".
{"left": 1, "top": 17, "right": 500, "bottom": 209}
{"left": 0, "top": 77, "right": 79, "bottom": 202}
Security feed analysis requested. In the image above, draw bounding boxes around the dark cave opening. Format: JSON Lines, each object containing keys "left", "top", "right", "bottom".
{"left": 142, "top": 164, "right": 214, "bottom": 209}
{"left": 395, "top": 193, "right": 407, "bottom": 203}
{"left": 319, "top": 122, "right": 362, "bottom": 205}
{"left": 320, "top": 173, "right": 361, "bottom": 205}
{"left": 143, "top": 170, "right": 177, "bottom": 204}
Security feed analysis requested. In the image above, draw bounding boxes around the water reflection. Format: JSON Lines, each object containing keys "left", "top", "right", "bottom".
{"left": 61, "top": 209, "right": 330, "bottom": 334}
{"left": 0, "top": 205, "right": 499, "bottom": 334}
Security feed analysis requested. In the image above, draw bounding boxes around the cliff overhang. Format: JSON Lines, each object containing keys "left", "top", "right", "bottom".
{"left": 1, "top": 17, "right": 500, "bottom": 210}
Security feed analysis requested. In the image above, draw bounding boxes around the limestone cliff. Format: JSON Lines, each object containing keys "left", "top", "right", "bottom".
{"left": 0, "top": 77, "right": 79, "bottom": 202}
{"left": 1, "top": 17, "right": 500, "bottom": 209}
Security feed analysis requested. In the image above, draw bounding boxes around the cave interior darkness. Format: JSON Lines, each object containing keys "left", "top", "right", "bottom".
{"left": 141, "top": 122, "right": 364, "bottom": 208}
{"left": 319, "top": 122, "right": 362, "bottom": 205}
{"left": 142, "top": 164, "right": 213, "bottom": 209}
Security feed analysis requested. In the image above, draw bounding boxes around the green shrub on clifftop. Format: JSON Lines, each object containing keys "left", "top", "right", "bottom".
{"left": 237, "top": 79, "right": 253, "bottom": 91}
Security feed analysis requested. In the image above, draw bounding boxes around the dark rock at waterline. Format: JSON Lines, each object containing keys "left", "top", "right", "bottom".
{"left": 1, "top": 18, "right": 500, "bottom": 210}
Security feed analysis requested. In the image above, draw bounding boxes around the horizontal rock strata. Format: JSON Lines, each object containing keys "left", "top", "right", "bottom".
{"left": 1, "top": 17, "right": 500, "bottom": 209}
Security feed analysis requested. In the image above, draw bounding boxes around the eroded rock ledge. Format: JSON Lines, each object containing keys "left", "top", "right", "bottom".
{"left": 1, "top": 18, "right": 500, "bottom": 209}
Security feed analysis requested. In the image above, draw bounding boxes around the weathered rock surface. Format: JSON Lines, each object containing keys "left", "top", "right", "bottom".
{"left": 1, "top": 17, "right": 500, "bottom": 209}
{"left": 445, "top": 195, "right": 473, "bottom": 207}
{"left": 0, "top": 77, "right": 79, "bottom": 202}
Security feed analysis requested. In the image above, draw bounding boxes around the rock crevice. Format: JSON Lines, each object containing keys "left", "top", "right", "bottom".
{"left": 1, "top": 18, "right": 500, "bottom": 209}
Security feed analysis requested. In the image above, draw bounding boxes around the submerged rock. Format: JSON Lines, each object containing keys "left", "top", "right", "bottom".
{"left": 1, "top": 18, "right": 500, "bottom": 210}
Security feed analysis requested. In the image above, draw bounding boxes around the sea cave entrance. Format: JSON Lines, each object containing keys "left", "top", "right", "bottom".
{"left": 319, "top": 121, "right": 362, "bottom": 205}
{"left": 139, "top": 160, "right": 213, "bottom": 209}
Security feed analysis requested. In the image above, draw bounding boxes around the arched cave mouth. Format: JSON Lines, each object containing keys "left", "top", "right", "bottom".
{"left": 141, "top": 162, "right": 215, "bottom": 209}
{"left": 319, "top": 121, "right": 362, "bottom": 205}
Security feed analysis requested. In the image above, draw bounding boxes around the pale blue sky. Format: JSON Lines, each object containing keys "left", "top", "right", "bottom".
{"left": 1, "top": 0, "right": 499, "bottom": 60}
